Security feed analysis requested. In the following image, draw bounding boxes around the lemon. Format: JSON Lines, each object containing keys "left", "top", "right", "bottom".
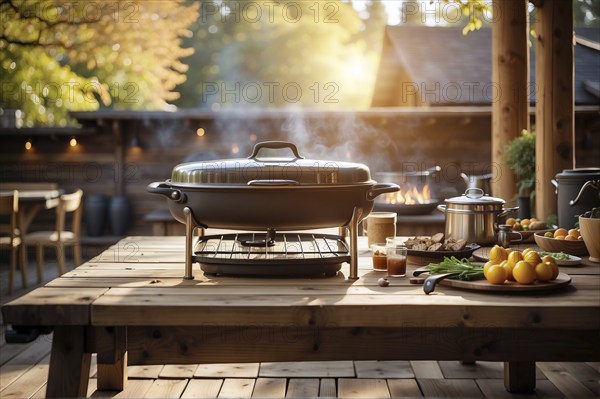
{"left": 535, "top": 262, "right": 554, "bottom": 282}
{"left": 486, "top": 265, "right": 507, "bottom": 285}
{"left": 507, "top": 250, "right": 524, "bottom": 267}
{"left": 523, "top": 251, "right": 541, "bottom": 267}
{"left": 513, "top": 261, "right": 537, "bottom": 285}
{"left": 489, "top": 245, "right": 508, "bottom": 264}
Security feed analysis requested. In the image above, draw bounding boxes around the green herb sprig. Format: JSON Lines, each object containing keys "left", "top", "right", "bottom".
{"left": 426, "top": 257, "right": 485, "bottom": 280}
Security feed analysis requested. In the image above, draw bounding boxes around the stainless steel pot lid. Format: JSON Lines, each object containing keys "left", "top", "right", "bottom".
{"left": 171, "top": 141, "right": 372, "bottom": 186}
{"left": 444, "top": 188, "right": 505, "bottom": 206}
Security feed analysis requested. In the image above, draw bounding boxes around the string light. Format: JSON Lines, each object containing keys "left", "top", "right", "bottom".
{"left": 69, "top": 136, "right": 78, "bottom": 147}
{"left": 196, "top": 127, "right": 205, "bottom": 137}
{"left": 25, "top": 138, "right": 33, "bottom": 150}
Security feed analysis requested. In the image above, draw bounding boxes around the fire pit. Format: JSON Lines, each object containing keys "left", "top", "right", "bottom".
{"left": 374, "top": 168, "right": 442, "bottom": 215}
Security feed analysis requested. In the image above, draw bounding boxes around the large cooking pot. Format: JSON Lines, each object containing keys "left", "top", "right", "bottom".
{"left": 437, "top": 188, "right": 518, "bottom": 245}
{"left": 147, "top": 141, "right": 399, "bottom": 231}
{"left": 552, "top": 168, "right": 600, "bottom": 229}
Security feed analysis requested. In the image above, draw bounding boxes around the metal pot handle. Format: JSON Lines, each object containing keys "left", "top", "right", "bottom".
{"left": 366, "top": 183, "right": 400, "bottom": 200}
{"left": 147, "top": 182, "right": 187, "bottom": 204}
{"left": 248, "top": 141, "right": 304, "bottom": 161}
{"left": 569, "top": 180, "right": 600, "bottom": 206}
{"left": 497, "top": 206, "right": 519, "bottom": 218}
{"left": 437, "top": 204, "right": 446, "bottom": 213}
{"left": 464, "top": 187, "right": 484, "bottom": 198}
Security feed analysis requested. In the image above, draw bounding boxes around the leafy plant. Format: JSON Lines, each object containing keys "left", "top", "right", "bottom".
{"left": 504, "top": 129, "right": 536, "bottom": 197}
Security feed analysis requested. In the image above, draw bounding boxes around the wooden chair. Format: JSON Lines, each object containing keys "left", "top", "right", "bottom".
{"left": 0, "top": 191, "right": 27, "bottom": 294}
{"left": 23, "top": 189, "right": 83, "bottom": 281}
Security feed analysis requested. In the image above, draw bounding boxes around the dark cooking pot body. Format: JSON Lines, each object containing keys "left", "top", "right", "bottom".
{"left": 552, "top": 168, "right": 600, "bottom": 229}
{"left": 150, "top": 181, "right": 394, "bottom": 230}
{"left": 147, "top": 141, "right": 399, "bottom": 230}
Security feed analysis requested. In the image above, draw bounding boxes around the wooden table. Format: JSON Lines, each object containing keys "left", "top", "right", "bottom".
{"left": 2, "top": 235, "right": 599, "bottom": 398}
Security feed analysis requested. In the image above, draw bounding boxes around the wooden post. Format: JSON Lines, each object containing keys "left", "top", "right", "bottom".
{"left": 534, "top": 0, "right": 575, "bottom": 220}
{"left": 491, "top": 0, "right": 530, "bottom": 204}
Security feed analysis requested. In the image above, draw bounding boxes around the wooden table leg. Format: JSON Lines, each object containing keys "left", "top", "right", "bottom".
{"left": 504, "top": 361, "right": 536, "bottom": 392}
{"left": 94, "top": 326, "right": 127, "bottom": 391}
{"left": 47, "top": 326, "right": 91, "bottom": 398}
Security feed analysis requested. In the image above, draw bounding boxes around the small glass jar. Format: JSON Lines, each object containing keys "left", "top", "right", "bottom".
{"left": 371, "top": 243, "right": 387, "bottom": 272}
{"left": 386, "top": 240, "right": 407, "bottom": 277}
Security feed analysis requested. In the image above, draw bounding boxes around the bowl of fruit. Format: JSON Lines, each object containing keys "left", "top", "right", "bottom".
{"left": 534, "top": 228, "right": 589, "bottom": 256}
{"left": 504, "top": 217, "right": 553, "bottom": 242}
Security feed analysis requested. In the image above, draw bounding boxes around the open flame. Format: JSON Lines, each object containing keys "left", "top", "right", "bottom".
{"left": 384, "top": 183, "right": 432, "bottom": 205}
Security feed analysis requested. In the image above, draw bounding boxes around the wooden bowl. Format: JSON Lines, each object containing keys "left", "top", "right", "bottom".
{"left": 579, "top": 216, "right": 600, "bottom": 263}
{"left": 534, "top": 232, "right": 589, "bottom": 256}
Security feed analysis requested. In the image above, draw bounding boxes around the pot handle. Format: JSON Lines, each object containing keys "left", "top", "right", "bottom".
{"left": 366, "top": 183, "right": 400, "bottom": 200}
{"left": 147, "top": 182, "right": 187, "bottom": 204}
{"left": 248, "top": 141, "right": 304, "bottom": 161}
{"left": 248, "top": 179, "right": 300, "bottom": 186}
{"left": 569, "top": 179, "right": 600, "bottom": 206}
{"left": 437, "top": 204, "right": 446, "bottom": 213}
{"left": 497, "top": 206, "right": 519, "bottom": 218}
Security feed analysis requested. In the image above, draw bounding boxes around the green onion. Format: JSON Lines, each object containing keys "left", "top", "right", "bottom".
{"left": 426, "top": 257, "right": 485, "bottom": 280}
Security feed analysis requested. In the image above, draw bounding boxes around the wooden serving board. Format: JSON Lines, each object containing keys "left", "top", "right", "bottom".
{"left": 432, "top": 272, "right": 572, "bottom": 293}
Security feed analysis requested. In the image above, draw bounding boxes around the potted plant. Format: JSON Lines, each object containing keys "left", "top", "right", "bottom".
{"left": 579, "top": 207, "right": 600, "bottom": 263}
{"left": 504, "top": 129, "right": 536, "bottom": 219}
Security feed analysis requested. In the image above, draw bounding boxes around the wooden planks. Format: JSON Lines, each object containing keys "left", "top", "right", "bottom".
{"left": 259, "top": 361, "right": 355, "bottom": 378}
{"left": 181, "top": 379, "right": 223, "bottom": 398}
{"left": 338, "top": 379, "right": 390, "bottom": 398}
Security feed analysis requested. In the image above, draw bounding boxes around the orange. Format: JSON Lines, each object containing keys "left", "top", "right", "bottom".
{"left": 554, "top": 228, "right": 568, "bottom": 238}
{"left": 486, "top": 265, "right": 507, "bottom": 285}
{"left": 513, "top": 261, "right": 537, "bottom": 285}
{"left": 513, "top": 222, "right": 522, "bottom": 231}
{"left": 506, "top": 217, "right": 516, "bottom": 226}
{"left": 523, "top": 251, "right": 541, "bottom": 267}
{"left": 555, "top": 235, "right": 565, "bottom": 240}
{"left": 489, "top": 245, "right": 508, "bottom": 264}
{"left": 567, "top": 228, "right": 580, "bottom": 238}
{"left": 530, "top": 217, "right": 538, "bottom": 222}
{"left": 564, "top": 234, "right": 577, "bottom": 241}
{"left": 521, "top": 218, "right": 531, "bottom": 227}
{"left": 535, "top": 262, "right": 554, "bottom": 282}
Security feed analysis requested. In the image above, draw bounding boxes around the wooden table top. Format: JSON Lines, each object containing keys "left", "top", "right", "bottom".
{"left": 3, "top": 236, "right": 599, "bottom": 331}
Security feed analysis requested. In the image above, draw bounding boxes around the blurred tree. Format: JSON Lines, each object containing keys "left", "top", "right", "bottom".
{"left": 175, "top": 0, "right": 373, "bottom": 109}
{"left": 0, "top": 0, "right": 198, "bottom": 126}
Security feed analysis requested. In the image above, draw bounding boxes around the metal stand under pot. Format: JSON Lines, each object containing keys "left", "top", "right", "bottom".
{"left": 181, "top": 206, "right": 364, "bottom": 279}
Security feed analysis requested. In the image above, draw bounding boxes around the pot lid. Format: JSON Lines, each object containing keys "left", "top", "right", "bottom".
{"left": 170, "top": 141, "right": 372, "bottom": 185}
{"left": 555, "top": 168, "right": 600, "bottom": 180}
{"left": 444, "top": 188, "right": 505, "bottom": 205}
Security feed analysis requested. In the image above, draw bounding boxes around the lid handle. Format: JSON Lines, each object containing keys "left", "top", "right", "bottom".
{"left": 248, "top": 141, "right": 304, "bottom": 161}
{"left": 464, "top": 187, "right": 484, "bottom": 199}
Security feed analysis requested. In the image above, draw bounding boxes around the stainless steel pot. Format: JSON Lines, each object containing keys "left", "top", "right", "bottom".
{"left": 437, "top": 188, "right": 518, "bottom": 244}
{"left": 147, "top": 141, "right": 399, "bottom": 231}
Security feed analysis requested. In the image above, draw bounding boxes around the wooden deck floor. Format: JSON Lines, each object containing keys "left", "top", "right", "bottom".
{"left": 1, "top": 255, "right": 599, "bottom": 398}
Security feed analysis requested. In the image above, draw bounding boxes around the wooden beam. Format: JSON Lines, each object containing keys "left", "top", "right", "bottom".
{"left": 534, "top": 0, "right": 575, "bottom": 220}
{"left": 491, "top": 0, "right": 530, "bottom": 204}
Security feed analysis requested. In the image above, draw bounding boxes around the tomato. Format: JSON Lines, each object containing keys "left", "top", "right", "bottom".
{"left": 486, "top": 265, "right": 507, "bottom": 285}
{"left": 513, "top": 261, "right": 537, "bottom": 285}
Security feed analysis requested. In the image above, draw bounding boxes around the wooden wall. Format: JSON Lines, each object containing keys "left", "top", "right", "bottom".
{"left": 1, "top": 108, "right": 598, "bottom": 236}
